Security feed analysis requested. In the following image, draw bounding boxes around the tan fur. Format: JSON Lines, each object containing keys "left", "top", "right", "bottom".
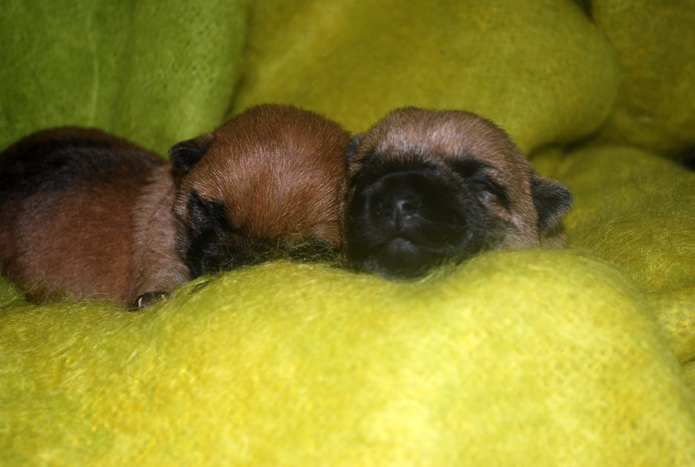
{"left": 347, "top": 108, "right": 564, "bottom": 248}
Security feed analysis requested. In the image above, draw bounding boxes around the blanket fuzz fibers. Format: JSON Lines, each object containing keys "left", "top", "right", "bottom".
{"left": 1, "top": 252, "right": 694, "bottom": 466}
{"left": 532, "top": 145, "right": 695, "bottom": 364}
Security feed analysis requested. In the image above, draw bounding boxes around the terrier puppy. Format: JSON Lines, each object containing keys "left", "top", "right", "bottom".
{"left": 170, "top": 104, "right": 350, "bottom": 278}
{"left": 0, "top": 127, "right": 188, "bottom": 306}
{"left": 0, "top": 105, "right": 350, "bottom": 307}
{"left": 343, "top": 107, "right": 573, "bottom": 279}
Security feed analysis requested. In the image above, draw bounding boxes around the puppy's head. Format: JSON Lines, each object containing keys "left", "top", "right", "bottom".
{"left": 344, "top": 107, "right": 572, "bottom": 279}
{"left": 170, "top": 104, "right": 350, "bottom": 278}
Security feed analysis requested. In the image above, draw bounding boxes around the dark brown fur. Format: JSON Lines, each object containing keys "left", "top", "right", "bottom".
{"left": 343, "top": 107, "right": 573, "bottom": 279}
{"left": 0, "top": 105, "right": 351, "bottom": 306}
{"left": 0, "top": 127, "right": 188, "bottom": 305}
{"left": 170, "top": 104, "right": 351, "bottom": 277}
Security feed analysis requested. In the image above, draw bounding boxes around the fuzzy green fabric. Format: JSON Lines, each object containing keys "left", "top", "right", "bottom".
{"left": 532, "top": 145, "right": 695, "bottom": 364}
{"left": 590, "top": 0, "right": 695, "bottom": 155}
{"left": 0, "top": 0, "right": 249, "bottom": 155}
{"left": 2, "top": 254, "right": 695, "bottom": 465}
{"left": 232, "top": 0, "right": 620, "bottom": 152}
{"left": 2, "top": 0, "right": 695, "bottom": 465}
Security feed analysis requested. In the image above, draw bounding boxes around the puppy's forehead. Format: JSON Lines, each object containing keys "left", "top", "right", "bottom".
{"left": 361, "top": 108, "right": 527, "bottom": 169}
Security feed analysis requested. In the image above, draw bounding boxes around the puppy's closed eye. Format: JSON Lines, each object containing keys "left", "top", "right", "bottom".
{"left": 449, "top": 158, "right": 510, "bottom": 208}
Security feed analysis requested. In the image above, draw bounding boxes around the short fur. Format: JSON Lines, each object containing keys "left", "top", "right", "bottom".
{"left": 344, "top": 107, "right": 573, "bottom": 279}
{"left": 0, "top": 105, "right": 351, "bottom": 306}
{"left": 0, "top": 127, "right": 189, "bottom": 305}
{"left": 170, "top": 104, "right": 351, "bottom": 278}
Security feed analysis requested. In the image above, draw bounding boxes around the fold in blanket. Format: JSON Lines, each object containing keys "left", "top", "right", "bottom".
{"left": 1, "top": 0, "right": 695, "bottom": 465}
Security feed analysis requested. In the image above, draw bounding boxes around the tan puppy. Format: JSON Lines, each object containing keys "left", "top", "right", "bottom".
{"left": 0, "top": 127, "right": 188, "bottom": 306}
{"left": 168, "top": 104, "right": 350, "bottom": 279}
{"left": 343, "top": 107, "right": 573, "bottom": 279}
{"left": 0, "top": 105, "right": 350, "bottom": 307}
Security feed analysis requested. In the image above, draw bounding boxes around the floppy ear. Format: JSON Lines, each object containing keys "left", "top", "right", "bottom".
{"left": 345, "top": 133, "right": 364, "bottom": 165}
{"left": 168, "top": 132, "right": 216, "bottom": 173}
{"left": 531, "top": 175, "right": 573, "bottom": 232}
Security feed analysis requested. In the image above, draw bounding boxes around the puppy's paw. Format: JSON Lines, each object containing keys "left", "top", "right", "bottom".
{"left": 127, "top": 291, "right": 169, "bottom": 311}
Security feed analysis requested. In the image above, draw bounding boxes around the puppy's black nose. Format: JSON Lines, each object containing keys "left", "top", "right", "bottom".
{"left": 382, "top": 191, "right": 420, "bottom": 223}
{"left": 372, "top": 187, "right": 422, "bottom": 230}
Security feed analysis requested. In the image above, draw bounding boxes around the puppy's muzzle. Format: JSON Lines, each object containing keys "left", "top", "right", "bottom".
{"left": 346, "top": 169, "right": 474, "bottom": 279}
{"left": 366, "top": 171, "right": 465, "bottom": 246}
{"left": 373, "top": 187, "right": 422, "bottom": 234}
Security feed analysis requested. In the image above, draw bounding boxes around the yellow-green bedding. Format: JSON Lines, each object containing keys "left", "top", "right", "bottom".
{"left": 2, "top": 0, "right": 695, "bottom": 465}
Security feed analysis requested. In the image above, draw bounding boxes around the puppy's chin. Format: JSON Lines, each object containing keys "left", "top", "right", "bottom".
{"left": 355, "top": 238, "right": 453, "bottom": 280}
{"left": 187, "top": 233, "right": 339, "bottom": 277}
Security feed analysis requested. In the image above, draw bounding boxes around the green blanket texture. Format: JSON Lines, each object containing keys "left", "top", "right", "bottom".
{"left": 2, "top": 0, "right": 695, "bottom": 465}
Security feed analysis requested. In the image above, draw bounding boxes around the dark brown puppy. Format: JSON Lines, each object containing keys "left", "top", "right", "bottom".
{"left": 169, "top": 104, "right": 350, "bottom": 278}
{"left": 0, "top": 105, "right": 350, "bottom": 307}
{"left": 343, "top": 107, "right": 573, "bottom": 279}
{"left": 0, "top": 127, "right": 188, "bottom": 305}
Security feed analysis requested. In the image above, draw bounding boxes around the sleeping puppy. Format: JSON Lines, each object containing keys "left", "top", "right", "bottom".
{"left": 343, "top": 107, "right": 573, "bottom": 279}
{"left": 169, "top": 104, "right": 350, "bottom": 279}
{"left": 0, "top": 105, "right": 350, "bottom": 307}
{"left": 0, "top": 127, "right": 188, "bottom": 306}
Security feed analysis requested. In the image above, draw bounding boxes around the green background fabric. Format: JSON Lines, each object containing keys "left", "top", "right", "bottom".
{"left": 2, "top": 0, "right": 695, "bottom": 465}
{"left": 231, "top": 0, "right": 619, "bottom": 153}
{"left": 0, "top": 0, "right": 249, "bottom": 155}
{"left": 590, "top": 0, "right": 695, "bottom": 156}
{"left": 532, "top": 145, "right": 695, "bottom": 364}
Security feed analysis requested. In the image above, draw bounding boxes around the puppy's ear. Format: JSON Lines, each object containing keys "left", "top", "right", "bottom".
{"left": 346, "top": 134, "right": 364, "bottom": 165}
{"left": 169, "top": 132, "right": 216, "bottom": 173}
{"left": 531, "top": 176, "right": 573, "bottom": 232}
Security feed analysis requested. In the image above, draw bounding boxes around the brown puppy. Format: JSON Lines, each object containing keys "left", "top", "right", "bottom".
{"left": 0, "top": 127, "right": 188, "bottom": 306}
{"left": 0, "top": 105, "right": 350, "bottom": 307}
{"left": 170, "top": 104, "right": 350, "bottom": 278}
{"left": 343, "top": 107, "right": 573, "bottom": 279}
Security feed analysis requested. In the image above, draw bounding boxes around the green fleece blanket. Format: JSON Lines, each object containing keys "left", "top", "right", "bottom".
{"left": 2, "top": 1, "right": 695, "bottom": 465}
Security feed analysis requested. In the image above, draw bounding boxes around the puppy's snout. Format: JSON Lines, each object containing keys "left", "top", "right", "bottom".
{"left": 366, "top": 172, "right": 432, "bottom": 236}
{"left": 377, "top": 189, "right": 421, "bottom": 225}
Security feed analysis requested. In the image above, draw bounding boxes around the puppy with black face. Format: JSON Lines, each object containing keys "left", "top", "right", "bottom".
{"left": 344, "top": 107, "right": 573, "bottom": 279}
{"left": 170, "top": 104, "right": 350, "bottom": 277}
